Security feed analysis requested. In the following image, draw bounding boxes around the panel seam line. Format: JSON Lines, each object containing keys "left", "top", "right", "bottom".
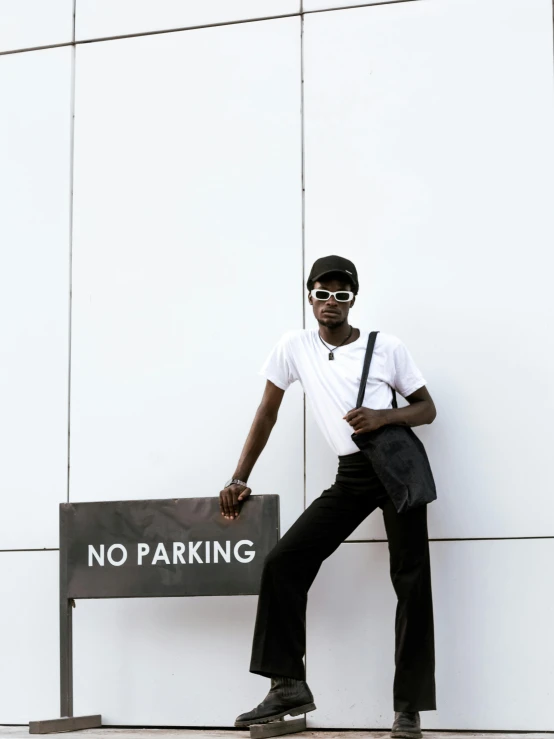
{"left": 0, "top": 0, "right": 423, "bottom": 56}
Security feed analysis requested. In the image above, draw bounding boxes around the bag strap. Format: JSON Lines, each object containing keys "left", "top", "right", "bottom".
{"left": 356, "top": 330, "right": 399, "bottom": 410}
{"left": 356, "top": 331, "right": 379, "bottom": 408}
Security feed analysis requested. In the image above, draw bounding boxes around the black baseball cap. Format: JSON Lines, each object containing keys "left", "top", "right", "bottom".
{"left": 307, "top": 255, "right": 359, "bottom": 292}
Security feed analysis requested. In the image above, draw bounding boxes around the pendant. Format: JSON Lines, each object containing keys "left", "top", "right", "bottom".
{"left": 329, "top": 352, "right": 334, "bottom": 360}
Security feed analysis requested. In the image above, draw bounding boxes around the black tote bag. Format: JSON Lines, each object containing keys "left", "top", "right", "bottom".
{"left": 350, "top": 331, "right": 437, "bottom": 513}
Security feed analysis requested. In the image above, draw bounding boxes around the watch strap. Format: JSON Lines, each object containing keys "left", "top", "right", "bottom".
{"left": 224, "top": 478, "right": 248, "bottom": 488}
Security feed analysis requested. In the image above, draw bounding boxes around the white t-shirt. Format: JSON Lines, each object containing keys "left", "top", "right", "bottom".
{"left": 260, "top": 328, "right": 426, "bottom": 457}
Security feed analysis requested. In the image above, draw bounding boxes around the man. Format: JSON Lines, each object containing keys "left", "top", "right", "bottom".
{"left": 219, "top": 255, "right": 437, "bottom": 738}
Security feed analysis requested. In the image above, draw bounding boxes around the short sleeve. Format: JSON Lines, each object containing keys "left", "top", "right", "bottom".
{"left": 391, "top": 339, "right": 426, "bottom": 398}
{"left": 259, "top": 333, "right": 299, "bottom": 391}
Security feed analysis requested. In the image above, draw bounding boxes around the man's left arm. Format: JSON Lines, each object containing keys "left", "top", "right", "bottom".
{"left": 382, "top": 385, "right": 436, "bottom": 427}
{"left": 344, "top": 386, "right": 436, "bottom": 434}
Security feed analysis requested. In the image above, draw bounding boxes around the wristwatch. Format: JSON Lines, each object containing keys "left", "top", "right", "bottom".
{"left": 224, "top": 478, "right": 248, "bottom": 488}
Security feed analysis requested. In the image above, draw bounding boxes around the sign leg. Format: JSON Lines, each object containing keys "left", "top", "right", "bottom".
{"left": 29, "top": 516, "right": 102, "bottom": 734}
{"left": 60, "top": 597, "right": 73, "bottom": 718}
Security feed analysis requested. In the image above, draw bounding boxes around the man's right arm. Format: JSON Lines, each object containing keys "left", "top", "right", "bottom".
{"left": 219, "top": 379, "right": 285, "bottom": 519}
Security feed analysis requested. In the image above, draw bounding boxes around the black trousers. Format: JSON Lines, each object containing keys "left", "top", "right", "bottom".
{"left": 249, "top": 451, "right": 436, "bottom": 712}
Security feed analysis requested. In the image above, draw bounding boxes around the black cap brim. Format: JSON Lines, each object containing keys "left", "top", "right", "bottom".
{"left": 308, "top": 269, "right": 358, "bottom": 290}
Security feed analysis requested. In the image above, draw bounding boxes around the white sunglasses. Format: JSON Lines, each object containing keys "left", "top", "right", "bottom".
{"left": 310, "top": 289, "right": 354, "bottom": 303}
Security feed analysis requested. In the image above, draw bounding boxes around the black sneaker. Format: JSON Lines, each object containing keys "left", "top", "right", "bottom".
{"left": 391, "top": 711, "right": 422, "bottom": 739}
{"left": 234, "top": 676, "right": 316, "bottom": 727}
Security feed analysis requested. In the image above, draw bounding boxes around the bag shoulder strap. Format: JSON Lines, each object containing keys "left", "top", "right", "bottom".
{"left": 356, "top": 330, "right": 399, "bottom": 410}
{"left": 356, "top": 330, "right": 379, "bottom": 408}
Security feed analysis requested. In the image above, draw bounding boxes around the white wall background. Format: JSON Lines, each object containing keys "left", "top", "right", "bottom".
{"left": 1, "top": 0, "right": 553, "bottom": 730}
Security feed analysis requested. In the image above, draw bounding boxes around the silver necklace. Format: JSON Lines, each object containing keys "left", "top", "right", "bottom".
{"left": 318, "top": 325, "right": 353, "bottom": 360}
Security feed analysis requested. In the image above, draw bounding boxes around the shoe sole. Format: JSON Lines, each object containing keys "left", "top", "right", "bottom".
{"left": 234, "top": 701, "right": 317, "bottom": 728}
{"left": 390, "top": 731, "right": 422, "bottom": 739}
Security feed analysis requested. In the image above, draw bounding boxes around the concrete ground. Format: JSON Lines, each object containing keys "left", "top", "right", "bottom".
{"left": 1, "top": 728, "right": 552, "bottom": 739}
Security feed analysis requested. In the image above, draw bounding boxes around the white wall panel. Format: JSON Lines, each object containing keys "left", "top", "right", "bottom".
{"left": 306, "top": 542, "right": 395, "bottom": 727}
{"left": 75, "top": 0, "right": 299, "bottom": 41}
{"left": 73, "top": 595, "right": 267, "bottom": 725}
{"left": 306, "top": 539, "right": 554, "bottom": 730}
{"left": 0, "top": 552, "right": 59, "bottom": 723}
{"left": 303, "top": 0, "right": 554, "bottom": 539}
{"left": 0, "top": 48, "right": 71, "bottom": 550}
{"left": 71, "top": 20, "right": 304, "bottom": 536}
{"left": 0, "top": 0, "right": 73, "bottom": 52}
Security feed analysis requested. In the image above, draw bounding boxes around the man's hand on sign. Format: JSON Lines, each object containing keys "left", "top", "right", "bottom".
{"left": 343, "top": 407, "right": 387, "bottom": 435}
{"left": 219, "top": 483, "right": 252, "bottom": 519}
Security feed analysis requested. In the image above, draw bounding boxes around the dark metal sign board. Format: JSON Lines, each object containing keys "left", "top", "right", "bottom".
{"left": 30, "top": 495, "right": 283, "bottom": 734}
{"left": 61, "top": 495, "right": 279, "bottom": 599}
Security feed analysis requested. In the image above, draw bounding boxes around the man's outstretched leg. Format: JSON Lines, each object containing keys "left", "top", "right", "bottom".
{"left": 235, "top": 471, "right": 381, "bottom": 727}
